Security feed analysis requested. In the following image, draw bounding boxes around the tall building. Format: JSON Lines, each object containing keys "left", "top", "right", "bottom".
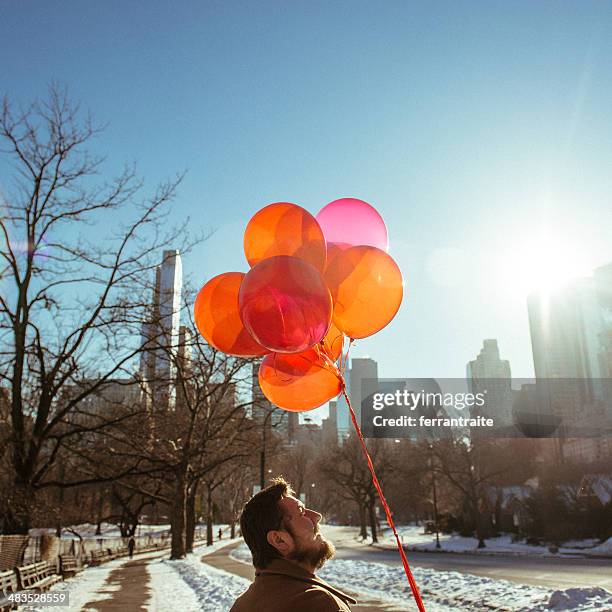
{"left": 335, "top": 357, "right": 379, "bottom": 442}
{"left": 349, "top": 357, "right": 378, "bottom": 424}
{"left": 467, "top": 339, "right": 513, "bottom": 426}
{"left": 335, "top": 366, "right": 351, "bottom": 442}
{"left": 175, "top": 325, "right": 192, "bottom": 411}
{"left": 322, "top": 400, "right": 338, "bottom": 445}
{"left": 527, "top": 263, "right": 612, "bottom": 461}
{"left": 595, "top": 264, "right": 612, "bottom": 380}
{"left": 140, "top": 250, "right": 183, "bottom": 410}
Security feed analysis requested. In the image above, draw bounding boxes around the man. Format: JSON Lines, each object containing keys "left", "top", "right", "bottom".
{"left": 127, "top": 536, "right": 136, "bottom": 559}
{"left": 231, "top": 477, "right": 356, "bottom": 612}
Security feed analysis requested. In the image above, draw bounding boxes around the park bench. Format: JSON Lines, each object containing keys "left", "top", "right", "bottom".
{"left": 89, "top": 549, "right": 112, "bottom": 565}
{"left": 0, "top": 569, "right": 19, "bottom": 611}
{"left": 59, "top": 554, "right": 80, "bottom": 578}
{"left": 107, "top": 547, "right": 127, "bottom": 560}
{"left": 15, "top": 561, "right": 61, "bottom": 592}
{"left": 108, "top": 548, "right": 128, "bottom": 559}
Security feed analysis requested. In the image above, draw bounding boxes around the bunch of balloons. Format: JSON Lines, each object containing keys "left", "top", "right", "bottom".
{"left": 194, "top": 198, "right": 426, "bottom": 611}
{"left": 194, "top": 197, "right": 403, "bottom": 412}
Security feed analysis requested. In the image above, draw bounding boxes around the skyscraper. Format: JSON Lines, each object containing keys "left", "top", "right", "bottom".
{"left": 322, "top": 400, "right": 338, "bottom": 445}
{"left": 335, "top": 365, "right": 351, "bottom": 442}
{"left": 334, "top": 357, "right": 380, "bottom": 442}
{"left": 467, "top": 339, "right": 513, "bottom": 426}
{"left": 528, "top": 278, "right": 604, "bottom": 381}
{"left": 140, "top": 250, "right": 183, "bottom": 410}
{"left": 527, "top": 263, "right": 612, "bottom": 461}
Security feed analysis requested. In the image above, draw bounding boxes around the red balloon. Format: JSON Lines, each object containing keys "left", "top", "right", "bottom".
{"left": 194, "top": 273, "right": 268, "bottom": 357}
{"left": 239, "top": 256, "right": 332, "bottom": 353}
{"left": 259, "top": 348, "right": 342, "bottom": 411}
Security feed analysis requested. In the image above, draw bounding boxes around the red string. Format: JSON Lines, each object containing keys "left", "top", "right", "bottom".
{"left": 341, "top": 386, "right": 427, "bottom": 612}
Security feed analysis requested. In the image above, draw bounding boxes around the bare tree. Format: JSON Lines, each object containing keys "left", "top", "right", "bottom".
{"left": 430, "top": 438, "right": 513, "bottom": 548}
{"left": 217, "top": 462, "right": 256, "bottom": 539}
{"left": 318, "top": 437, "right": 393, "bottom": 542}
{"left": 99, "top": 307, "right": 257, "bottom": 558}
{"left": 0, "top": 86, "right": 191, "bottom": 533}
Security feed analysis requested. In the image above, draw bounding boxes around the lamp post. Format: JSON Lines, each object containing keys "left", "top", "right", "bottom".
{"left": 260, "top": 409, "right": 274, "bottom": 489}
{"left": 428, "top": 446, "right": 441, "bottom": 550}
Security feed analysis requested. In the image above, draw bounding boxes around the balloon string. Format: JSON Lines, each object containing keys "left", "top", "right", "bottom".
{"left": 342, "top": 337, "right": 354, "bottom": 378}
{"left": 340, "top": 385, "right": 427, "bottom": 612}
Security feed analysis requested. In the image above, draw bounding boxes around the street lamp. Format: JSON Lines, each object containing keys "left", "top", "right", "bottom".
{"left": 260, "top": 409, "right": 274, "bottom": 489}
{"left": 428, "top": 445, "right": 441, "bottom": 550}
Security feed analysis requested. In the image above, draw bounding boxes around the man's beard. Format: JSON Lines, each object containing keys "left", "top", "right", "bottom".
{"left": 288, "top": 530, "right": 336, "bottom": 571}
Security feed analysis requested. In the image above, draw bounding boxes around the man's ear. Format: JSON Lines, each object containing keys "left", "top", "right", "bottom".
{"left": 267, "top": 529, "right": 293, "bottom": 556}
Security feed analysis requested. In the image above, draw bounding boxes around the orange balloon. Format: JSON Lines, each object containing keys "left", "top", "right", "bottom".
{"left": 325, "top": 246, "right": 403, "bottom": 339}
{"left": 194, "top": 272, "right": 268, "bottom": 357}
{"left": 258, "top": 348, "right": 342, "bottom": 412}
{"left": 321, "top": 320, "right": 344, "bottom": 361}
{"left": 244, "top": 202, "right": 327, "bottom": 273}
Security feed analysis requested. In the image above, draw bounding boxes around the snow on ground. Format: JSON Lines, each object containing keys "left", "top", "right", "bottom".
{"left": 230, "top": 541, "right": 612, "bottom": 611}
{"left": 161, "top": 551, "right": 250, "bottom": 611}
{"left": 586, "top": 536, "right": 612, "bottom": 556}
{"left": 325, "top": 524, "right": 612, "bottom": 558}
{"left": 37, "top": 535, "right": 240, "bottom": 611}
{"left": 29, "top": 522, "right": 233, "bottom": 541}
{"left": 148, "top": 556, "right": 202, "bottom": 612}
{"left": 30, "top": 555, "right": 132, "bottom": 611}
{"left": 29, "top": 522, "right": 172, "bottom": 539}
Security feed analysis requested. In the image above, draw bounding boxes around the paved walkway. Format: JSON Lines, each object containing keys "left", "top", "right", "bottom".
{"left": 201, "top": 541, "right": 405, "bottom": 612}
{"left": 82, "top": 557, "right": 151, "bottom": 611}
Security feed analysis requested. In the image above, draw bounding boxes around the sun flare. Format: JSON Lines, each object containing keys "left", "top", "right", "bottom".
{"left": 501, "top": 233, "right": 594, "bottom": 297}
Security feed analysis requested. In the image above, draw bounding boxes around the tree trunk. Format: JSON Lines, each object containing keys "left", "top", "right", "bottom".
{"left": 359, "top": 503, "right": 367, "bottom": 539}
{"left": 206, "top": 485, "right": 214, "bottom": 546}
{"left": 3, "top": 481, "right": 33, "bottom": 534}
{"left": 96, "top": 492, "right": 105, "bottom": 535}
{"left": 186, "top": 483, "right": 197, "bottom": 553}
{"left": 170, "top": 469, "right": 188, "bottom": 559}
{"left": 472, "top": 500, "right": 486, "bottom": 548}
{"left": 368, "top": 500, "right": 378, "bottom": 543}
{"left": 230, "top": 521, "right": 236, "bottom": 539}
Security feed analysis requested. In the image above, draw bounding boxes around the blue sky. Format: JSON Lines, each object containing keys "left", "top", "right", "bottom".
{"left": 2, "top": 1, "right": 612, "bottom": 401}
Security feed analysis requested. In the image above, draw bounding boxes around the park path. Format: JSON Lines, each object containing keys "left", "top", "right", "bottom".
{"left": 201, "top": 541, "right": 406, "bottom": 612}
{"left": 81, "top": 554, "right": 155, "bottom": 611}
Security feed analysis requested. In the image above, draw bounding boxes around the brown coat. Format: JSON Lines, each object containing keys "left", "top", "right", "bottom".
{"left": 230, "top": 558, "right": 357, "bottom": 612}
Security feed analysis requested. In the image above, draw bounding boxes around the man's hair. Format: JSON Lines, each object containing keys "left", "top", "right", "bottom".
{"left": 240, "top": 477, "right": 294, "bottom": 568}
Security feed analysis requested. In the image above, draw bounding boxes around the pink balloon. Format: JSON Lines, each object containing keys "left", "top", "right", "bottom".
{"left": 316, "top": 198, "right": 389, "bottom": 252}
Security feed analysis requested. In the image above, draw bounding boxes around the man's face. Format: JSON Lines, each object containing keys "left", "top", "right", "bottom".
{"left": 277, "top": 496, "right": 335, "bottom": 570}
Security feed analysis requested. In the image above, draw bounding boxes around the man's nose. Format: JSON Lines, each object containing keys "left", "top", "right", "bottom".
{"left": 306, "top": 508, "right": 322, "bottom": 523}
